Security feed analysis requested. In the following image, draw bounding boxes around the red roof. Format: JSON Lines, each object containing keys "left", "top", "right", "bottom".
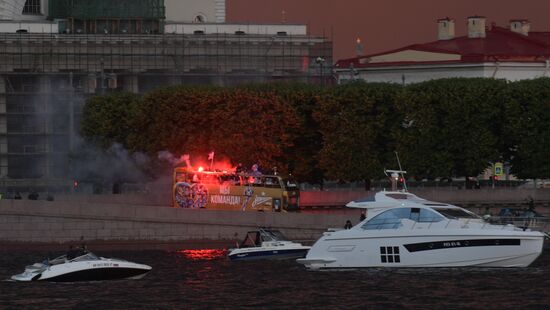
{"left": 336, "top": 25, "right": 550, "bottom": 69}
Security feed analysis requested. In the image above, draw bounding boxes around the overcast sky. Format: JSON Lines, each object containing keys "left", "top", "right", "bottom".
{"left": 227, "top": 0, "right": 550, "bottom": 61}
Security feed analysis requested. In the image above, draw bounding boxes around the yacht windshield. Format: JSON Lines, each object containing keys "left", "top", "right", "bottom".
{"left": 433, "top": 208, "right": 479, "bottom": 219}
{"left": 71, "top": 252, "right": 99, "bottom": 262}
{"left": 362, "top": 207, "right": 444, "bottom": 230}
{"left": 385, "top": 193, "right": 424, "bottom": 201}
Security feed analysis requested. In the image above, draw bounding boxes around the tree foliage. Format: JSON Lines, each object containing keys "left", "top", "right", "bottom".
{"left": 315, "top": 82, "right": 403, "bottom": 182}
{"left": 80, "top": 78, "right": 550, "bottom": 183}
{"left": 239, "top": 83, "right": 326, "bottom": 184}
{"left": 80, "top": 92, "right": 142, "bottom": 149}
{"left": 505, "top": 78, "right": 550, "bottom": 179}
{"left": 395, "top": 78, "right": 507, "bottom": 179}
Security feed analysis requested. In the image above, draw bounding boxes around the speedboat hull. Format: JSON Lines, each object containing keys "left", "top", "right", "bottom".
{"left": 228, "top": 247, "right": 310, "bottom": 261}
{"left": 11, "top": 259, "right": 152, "bottom": 282}
{"left": 298, "top": 230, "right": 544, "bottom": 269}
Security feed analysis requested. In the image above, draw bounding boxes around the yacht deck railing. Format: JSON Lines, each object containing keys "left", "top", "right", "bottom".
{"left": 362, "top": 217, "right": 549, "bottom": 233}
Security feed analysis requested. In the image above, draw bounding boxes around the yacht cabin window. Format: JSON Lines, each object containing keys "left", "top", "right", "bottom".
{"left": 361, "top": 207, "right": 444, "bottom": 230}
{"left": 432, "top": 208, "right": 479, "bottom": 219}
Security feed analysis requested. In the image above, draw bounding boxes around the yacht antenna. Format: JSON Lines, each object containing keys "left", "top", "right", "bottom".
{"left": 395, "top": 152, "right": 408, "bottom": 191}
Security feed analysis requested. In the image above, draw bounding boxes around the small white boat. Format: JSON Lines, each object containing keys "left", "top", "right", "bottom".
{"left": 228, "top": 228, "right": 311, "bottom": 261}
{"left": 11, "top": 249, "right": 152, "bottom": 282}
{"left": 297, "top": 169, "right": 545, "bottom": 270}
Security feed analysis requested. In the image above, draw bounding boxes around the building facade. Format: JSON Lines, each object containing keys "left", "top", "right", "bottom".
{"left": 0, "top": 0, "right": 332, "bottom": 191}
{"left": 335, "top": 17, "right": 550, "bottom": 84}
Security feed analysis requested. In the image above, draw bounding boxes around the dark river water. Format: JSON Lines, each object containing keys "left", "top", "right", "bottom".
{"left": 1, "top": 248, "right": 548, "bottom": 309}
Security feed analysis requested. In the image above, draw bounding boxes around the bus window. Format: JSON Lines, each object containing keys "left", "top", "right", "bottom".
{"left": 247, "top": 176, "right": 262, "bottom": 186}
{"left": 283, "top": 177, "right": 298, "bottom": 191}
{"left": 263, "top": 176, "right": 282, "bottom": 189}
{"left": 219, "top": 174, "right": 242, "bottom": 186}
{"left": 232, "top": 175, "right": 242, "bottom": 186}
{"left": 176, "top": 172, "right": 188, "bottom": 183}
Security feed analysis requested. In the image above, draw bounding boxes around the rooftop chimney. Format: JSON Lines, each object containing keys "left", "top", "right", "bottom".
{"left": 510, "top": 19, "right": 531, "bottom": 36}
{"left": 467, "top": 16, "right": 486, "bottom": 38}
{"left": 437, "top": 17, "right": 455, "bottom": 40}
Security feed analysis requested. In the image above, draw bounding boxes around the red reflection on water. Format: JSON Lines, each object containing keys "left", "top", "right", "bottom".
{"left": 178, "top": 249, "right": 226, "bottom": 261}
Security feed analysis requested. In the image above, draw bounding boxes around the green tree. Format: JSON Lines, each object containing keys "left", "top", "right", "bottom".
{"left": 207, "top": 88, "right": 300, "bottom": 174}
{"left": 240, "top": 82, "right": 326, "bottom": 184}
{"left": 128, "top": 85, "right": 222, "bottom": 156}
{"left": 395, "top": 78, "right": 508, "bottom": 180}
{"left": 80, "top": 92, "right": 142, "bottom": 148}
{"left": 315, "top": 82, "right": 403, "bottom": 185}
{"left": 505, "top": 78, "right": 550, "bottom": 179}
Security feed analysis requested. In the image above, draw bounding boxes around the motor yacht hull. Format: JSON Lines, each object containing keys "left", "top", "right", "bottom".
{"left": 228, "top": 247, "right": 310, "bottom": 261}
{"left": 298, "top": 230, "right": 544, "bottom": 270}
{"left": 11, "top": 259, "right": 152, "bottom": 282}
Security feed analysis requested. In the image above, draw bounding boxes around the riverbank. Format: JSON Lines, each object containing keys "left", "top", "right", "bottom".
{"left": 0, "top": 239, "right": 238, "bottom": 252}
{"left": 0, "top": 199, "right": 354, "bottom": 245}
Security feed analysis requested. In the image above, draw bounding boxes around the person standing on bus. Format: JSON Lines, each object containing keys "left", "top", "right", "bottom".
{"left": 236, "top": 163, "right": 245, "bottom": 174}
{"left": 250, "top": 164, "right": 262, "bottom": 177}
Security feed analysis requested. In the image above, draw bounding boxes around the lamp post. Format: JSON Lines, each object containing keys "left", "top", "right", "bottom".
{"left": 316, "top": 56, "right": 326, "bottom": 86}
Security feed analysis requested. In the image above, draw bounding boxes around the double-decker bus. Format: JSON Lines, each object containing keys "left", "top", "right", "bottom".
{"left": 172, "top": 167, "right": 300, "bottom": 212}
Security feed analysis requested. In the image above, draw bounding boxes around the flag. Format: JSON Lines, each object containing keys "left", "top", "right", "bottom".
{"left": 208, "top": 151, "right": 214, "bottom": 160}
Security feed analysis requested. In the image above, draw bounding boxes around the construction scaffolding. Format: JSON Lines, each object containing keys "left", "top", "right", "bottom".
{"left": 48, "top": 0, "right": 166, "bottom": 34}
{"left": 0, "top": 31, "right": 332, "bottom": 191}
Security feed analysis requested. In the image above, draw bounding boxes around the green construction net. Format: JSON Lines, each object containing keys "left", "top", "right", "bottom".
{"left": 48, "top": 0, "right": 165, "bottom": 20}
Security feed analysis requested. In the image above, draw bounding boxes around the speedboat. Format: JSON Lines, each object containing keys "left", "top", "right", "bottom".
{"left": 228, "top": 228, "right": 311, "bottom": 261}
{"left": 297, "top": 170, "right": 544, "bottom": 270}
{"left": 11, "top": 250, "right": 152, "bottom": 282}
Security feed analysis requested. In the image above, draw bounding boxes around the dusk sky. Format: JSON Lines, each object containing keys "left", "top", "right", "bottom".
{"left": 227, "top": 0, "right": 550, "bottom": 61}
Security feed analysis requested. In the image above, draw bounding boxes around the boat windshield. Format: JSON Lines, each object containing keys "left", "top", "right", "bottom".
{"left": 71, "top": 252, "right": 99, "bottom": 262}
{"left": 432, "top": 208, "right": 480, "bottom": 219}
{"left": 362, "top": 207, "right": 444, "bottom": 230}
{"left": 240, "top": 232, "right": 261, "bottom": 248}
{"left": 260, "top": 229, "right": 288, "bottom": 242}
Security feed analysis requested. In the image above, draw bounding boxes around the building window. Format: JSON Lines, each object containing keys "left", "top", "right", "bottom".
{"left": 23, "top": 0, "right": 41, "bottom": 15}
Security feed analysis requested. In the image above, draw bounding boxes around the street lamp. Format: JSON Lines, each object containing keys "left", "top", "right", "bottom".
{"left": 316, "top": 56, "right": 326, "bottom": 85}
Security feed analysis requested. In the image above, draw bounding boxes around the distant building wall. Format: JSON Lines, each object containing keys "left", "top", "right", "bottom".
{"left": 165, "top": 0, "right": 225, "bottom": 23}
{"left": 164, "top": 23, "right": 306, "bottom": 35}
{"left": 338, "top": 62, "right": 550, "bottom": 84}
{"left": 0, "top": 20, "right": 56, "bottom": 32}
{"left": 0, "top": 0, "right": 26, "bottom": 20}
{"left": 0, "top": 199, "right": 350, "bottom": 243}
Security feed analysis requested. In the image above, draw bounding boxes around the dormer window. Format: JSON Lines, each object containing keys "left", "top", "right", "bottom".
{"left": 194, "top": 14, "right": 207, "bottom": 23}
{"left": 23, "top": 0, "right": 41, "bottom": 15}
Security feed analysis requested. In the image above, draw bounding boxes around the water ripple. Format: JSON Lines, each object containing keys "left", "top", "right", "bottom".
{"left": 0, "top": 249, "right": 548, "bottom": 309}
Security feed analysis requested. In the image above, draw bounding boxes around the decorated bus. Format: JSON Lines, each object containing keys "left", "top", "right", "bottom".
{"left": 172, "top": 167, "right": 300, "bottom": 212}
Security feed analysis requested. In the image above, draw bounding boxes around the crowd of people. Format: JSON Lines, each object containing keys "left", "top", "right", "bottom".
{"left": 1, "top": 191, "right": 55, "bottom": 201}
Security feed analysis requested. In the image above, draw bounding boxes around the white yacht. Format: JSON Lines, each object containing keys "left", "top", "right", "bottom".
{"left": 298, "top": 171, "right": 545, "bottom": 270}
{"left": 228, "top": 228, "right": 311, "bottom": 261}
{"left": 11, "top": 250, "right": 152, "bottom": 282}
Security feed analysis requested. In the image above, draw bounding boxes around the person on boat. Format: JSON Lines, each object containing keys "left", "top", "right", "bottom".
{"left": 344, "top": 220, "right": 352, "bottom": 229}
{"left": 66, "top": 245, "right": 78, "bottom": 260}
{"left": 360, "top": 211, "right": 366, "bottom": 222}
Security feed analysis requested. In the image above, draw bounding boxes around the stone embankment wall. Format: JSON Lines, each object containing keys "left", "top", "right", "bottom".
{"left": 51, "top": 188, "right": 550, "bottom": 211}
{"left": 0, "top": 200, "right": 352, "bottom": 246}
{"left": 301, "top": 188, "right": 550, "bottom": 210}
